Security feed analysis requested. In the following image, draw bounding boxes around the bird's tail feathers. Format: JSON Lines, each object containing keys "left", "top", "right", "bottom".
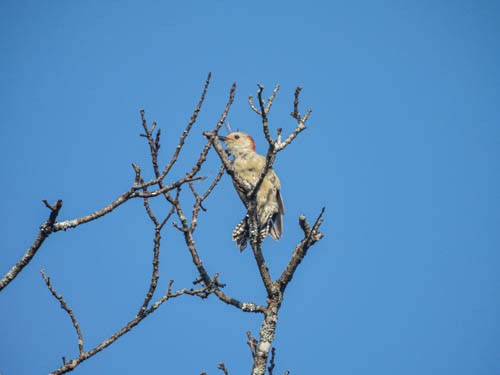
{"left": 232, "top": 212, "right": 282, "bottom": 251}
{"left": 232, "top": 216, "right": 249, "bottom": 252}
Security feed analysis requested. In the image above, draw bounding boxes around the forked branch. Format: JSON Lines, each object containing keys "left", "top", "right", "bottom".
{"left": 4, "top": 77, "right": 324, "bottom": 375}
{"left": 46, "top": 274, "right": 214, "bottom": 375}
{"left": 141, "top": 82, "right": 265, "bottom": 314}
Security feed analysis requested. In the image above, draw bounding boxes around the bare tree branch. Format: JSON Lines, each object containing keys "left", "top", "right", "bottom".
{"left": 277, "top": 207, "right": 325, "bottom": 293}
{"left": 48, "top": 279, "right": 213, "bottom": 375}
{"left": 167, "top": 188, "right": 265, "bottom": 313}
{"left": 251, "top": 298, "right": 281, "bottom": 375}
{"left": 277, "top": 87, "right": 311, "bottom": 152}
{"left": 256, "top": 84, "right": 273, "bottom": 145}
{"left": 164, "top": 72, "right": 211, "bottom": 177}
{"left": 250, "top": 86, "right": 312, "bottom": 204}
{"left": 265, "top": 85, "right": 280, "bottom": 114}
{"left": 43, "top": 76, "right": 256, "bottom": 374}
{"left": 0, "top": 200, "right": 63, "bottom": 292}
{"left": 0, "top": 75, "right": 215, "bottom": 293}
{"left": 4, "top": 77, "right": 324, "bottom": 375}
{"left": 248, "top": 95, "right": 261, "bottom": 115}
{"left": 41, "top": 269, "right": 84, "bottom": 356}
{"left": 140, "top": 82, "right": 265, "bottom": 314}
{"left": 241, "top": 85, "right": 322, "bottom": 375}
{"left": 189, "top": 165, "right": 225, "bottom": 233}
{"left": 268, "top": 347, "right": 276, "bottom": 375}
{"left": 46, "top": 173, "right": 201, "bottom": 233}
{"left": 249, "top": 239, "right": 275, "bottom": 297}
{"left": 247, "top": 330, "right": 258, "bottom": 359}
{"left": 137, "top": 181, "right": 174, "bottom": 316}
{"left": 189, "top": 81, "right": 237, "bottom": 177}
{"left": 218, "top": 362, "right": 230, "bottom": 375}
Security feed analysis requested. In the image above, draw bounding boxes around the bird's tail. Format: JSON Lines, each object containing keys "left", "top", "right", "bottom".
{"left": 232, "top": 216, "right": 249, "bottom": 252}
{"left": 232, "top": 214, "right": 276, "bottom": 252}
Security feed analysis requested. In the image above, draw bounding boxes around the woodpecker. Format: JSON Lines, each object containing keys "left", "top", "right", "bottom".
{"left": 218, "top": 131, "right": 285, "bottom": 250}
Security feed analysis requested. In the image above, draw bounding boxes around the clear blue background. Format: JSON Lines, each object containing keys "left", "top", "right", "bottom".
{"left": 1, "top": 1, "right": 499, "bottom": 374}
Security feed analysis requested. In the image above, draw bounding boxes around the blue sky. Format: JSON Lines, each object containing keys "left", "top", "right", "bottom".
{"left": 1, "top": 1, "right": 499, "bottom": 374}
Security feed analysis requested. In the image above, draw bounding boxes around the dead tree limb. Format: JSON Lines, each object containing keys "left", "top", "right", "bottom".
{"left": 0, "top": 74, "right": 212, "bottom": 292}
{"left": 208, "top": 84, "right": 323, "bottom": 375}
{"left": 141, "top": 82, "right": 266, "bottom": 313}
{"left": 46, "top": 271, "right": 214, "bottom": 375}
{"left": 0, "top": 200, "right": 63, "bottom": 292}
{"left": 3, "top": 76, "right": 324, "bottom": 375}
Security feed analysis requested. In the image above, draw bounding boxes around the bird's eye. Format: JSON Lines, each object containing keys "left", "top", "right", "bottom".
{"left": 234, "top": 134, "right": 240, "bottom": 139}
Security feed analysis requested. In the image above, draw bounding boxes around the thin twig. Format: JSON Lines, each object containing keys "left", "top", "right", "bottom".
{"left": 189, "top": 81, "right": 237, "bottom": 178}
{"left": 162, "top": 72, "right": 212, "bottom": 177}
{"left": 41, "top": 270, "right": 84, "bottom": 356}
{"left": 247, "top": 330, "right": 258, "bottom": 358}
{"left": 49, "top": 282, "right": 212, "bottom": 375}
{"left": 190, "top": 165, "right": 225, "bottom": 232}
{"left": 268, "top": 347, "right": 276, "bottom": 375}
{"left": 277, "top": 87, "right": 311, "bottom": 151}
{"left": 138, "top": 220, "right": 162, "bottom": 315}
{"left": 248, "top": 95, "right": 261, "bottom": 115}
{"left": 218, "top": 362, "right": 230, "bottom": 375}
{"left": 265, "top": 85, "right": 280, "bottom": 113}
{"left": 256, "top": 84, "right": 273, "bottom": 145}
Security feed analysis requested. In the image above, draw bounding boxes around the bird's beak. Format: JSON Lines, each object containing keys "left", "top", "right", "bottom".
{"left": 218, "top": 135, "right": 228, "bottom": 142}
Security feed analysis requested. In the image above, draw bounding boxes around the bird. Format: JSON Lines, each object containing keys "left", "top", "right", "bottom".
{"left": 218, "top": 131, "right": 285, "bottom": 251}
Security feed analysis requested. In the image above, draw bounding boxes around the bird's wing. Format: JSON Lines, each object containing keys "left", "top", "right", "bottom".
{"left": 276, "top": 188, "right": 285, "bottom": 215}
{"left": 269, "top": 188, "right": 285, "bottom": 240}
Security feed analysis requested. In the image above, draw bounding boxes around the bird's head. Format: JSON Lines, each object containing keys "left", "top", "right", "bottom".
{"left": 218, "top": 131, "right": 256, "bottom": 157}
